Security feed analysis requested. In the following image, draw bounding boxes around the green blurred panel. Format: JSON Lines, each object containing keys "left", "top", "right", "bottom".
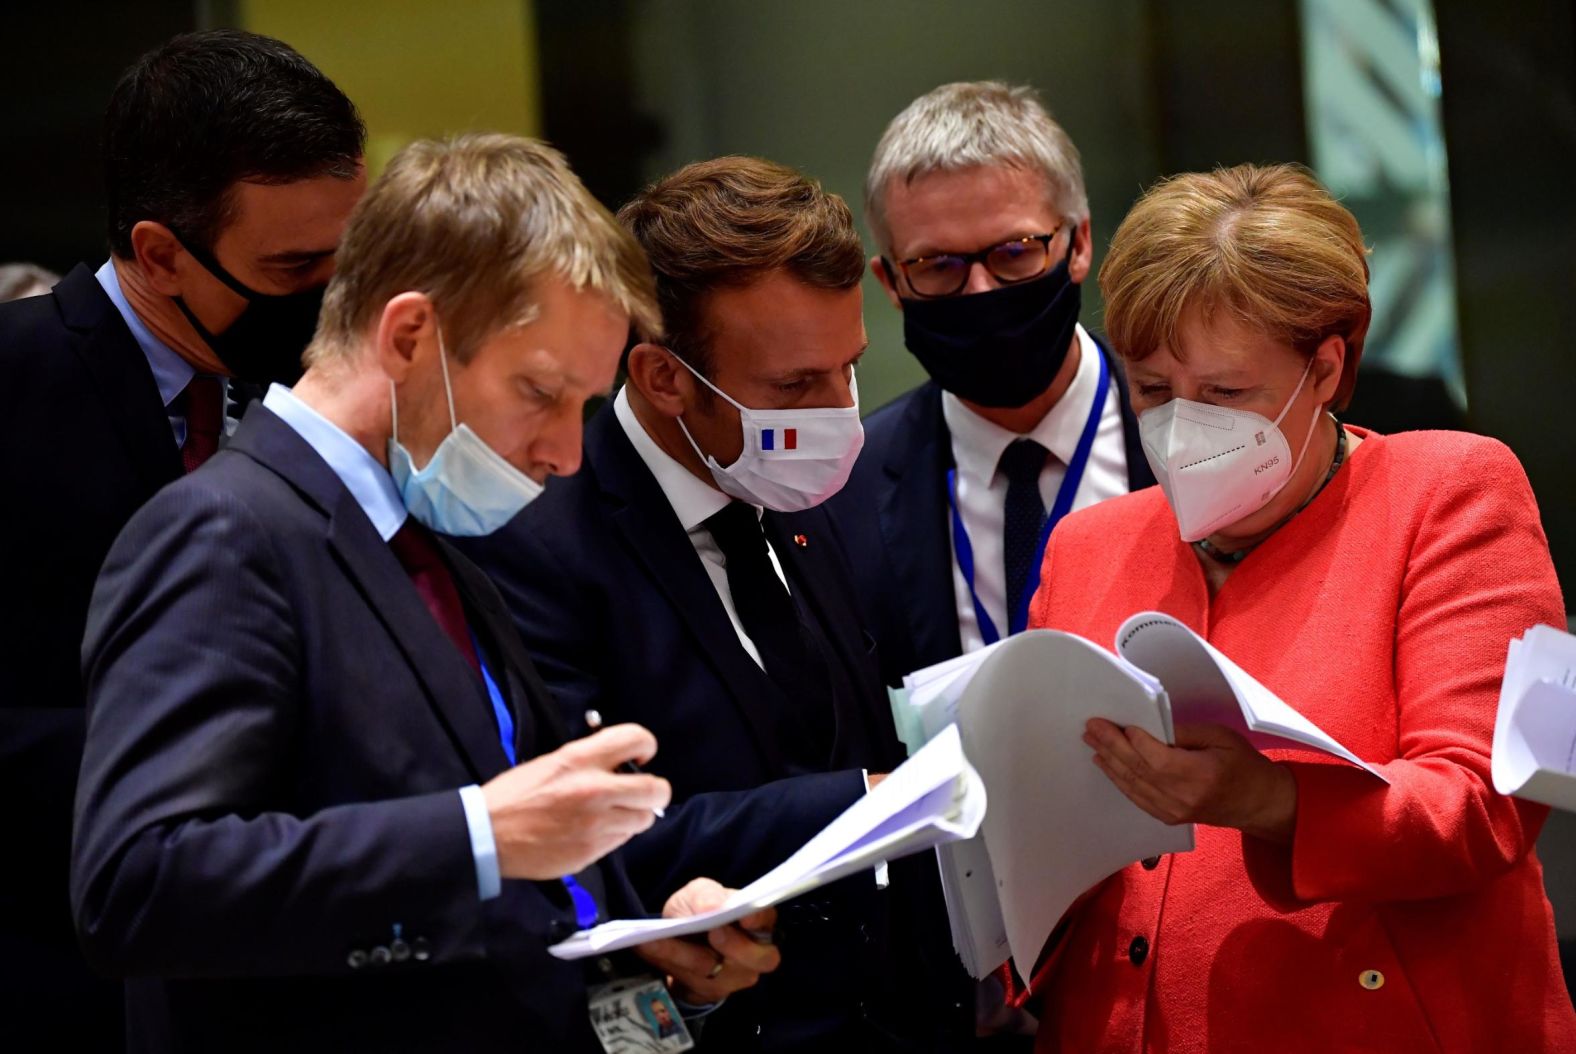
{"left": 239, "top": 0, "right": 542, "bottom": 176}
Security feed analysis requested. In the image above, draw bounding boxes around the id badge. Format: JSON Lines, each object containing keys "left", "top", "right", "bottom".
{"left": 587, "top": 975, "right": 695, "bottom": 1053}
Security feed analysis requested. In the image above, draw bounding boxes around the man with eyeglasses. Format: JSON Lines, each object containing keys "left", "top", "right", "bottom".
{"left": 826, "top": 77, "right": 1156, "bottom": 1044}
{"left": 833, "top": 80, "right": 1154, "bottom": 684}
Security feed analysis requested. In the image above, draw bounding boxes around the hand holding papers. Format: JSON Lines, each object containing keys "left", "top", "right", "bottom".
{"left": 1493, "top": 624, "right": 1576, "bottom": 811}
{"left": 891, "top": 611, "right": 1384, "bottom": 980}
{"left": 548, "top": 725, "right": 985, "bottom": 960}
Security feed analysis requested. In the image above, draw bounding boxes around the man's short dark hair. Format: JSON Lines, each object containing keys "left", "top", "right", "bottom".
{"left": 616, "top": 156, "right": 865, "bottom": 377}
{"left": 104, "top": 29, "right": 365, "bottom": 258}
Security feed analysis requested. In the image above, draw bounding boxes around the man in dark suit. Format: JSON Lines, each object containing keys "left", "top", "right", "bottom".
{"left": 0, "top": 31, "right": 365, "bottom": 1047}
{"left": 72, "top": 134, "right": 778, "bottom": 1053}
{"left": 829, "top": 81, "right": 1155, "bottom": 693}
{"left": 459, "top": 157, "right": 974, "bottom": 1051}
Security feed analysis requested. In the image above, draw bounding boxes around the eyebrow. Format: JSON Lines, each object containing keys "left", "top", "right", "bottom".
{"left": 257, "top": 247, "right": 337, "bottom": 266}
{"left": 765, "top": 343, "right": 869, "bottom": 383}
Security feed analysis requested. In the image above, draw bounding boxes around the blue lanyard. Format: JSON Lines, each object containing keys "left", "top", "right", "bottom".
{"left": 946, "top": 349, "right": 1109, "bottom": 643}
{"left": 472, "top": 630, "right": 597, "bottom": 929}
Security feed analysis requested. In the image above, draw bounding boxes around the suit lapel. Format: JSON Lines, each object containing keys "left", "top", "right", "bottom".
{"left": 56, "top": 264, "right": 182, "bottom": 492}
{"left": 878, "top": 383, "right": 964, "bottom": 669}
{"left": 446, "top": 550, "right": 572, "bottom": 755}
{"left": 228, "top": 407, "right": 511, "bottom": 783}
{"left": 587, "top": 408, "right": 791, "bottom": 775}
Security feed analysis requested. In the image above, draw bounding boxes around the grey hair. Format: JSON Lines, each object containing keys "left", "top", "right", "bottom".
{"left": 0, "top": 262, "right": 60, "bottom": 303}
{"left": 864, "top": 81, "right": 1089, "bottom": 252}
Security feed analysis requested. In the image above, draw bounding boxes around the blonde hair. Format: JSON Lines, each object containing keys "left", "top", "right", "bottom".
{"left": 309, "top": 133, "right": 660, "bottom": 366}
{"left": 1100, "top": 162, "right": 1370, "bottom": 410}
{"left": 864, "top": 81, "right": 1088, "bottom": 253}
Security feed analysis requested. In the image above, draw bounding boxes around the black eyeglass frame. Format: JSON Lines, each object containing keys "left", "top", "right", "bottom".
{"left": 884, "top": 224, "right": 1072, "bottom": 299}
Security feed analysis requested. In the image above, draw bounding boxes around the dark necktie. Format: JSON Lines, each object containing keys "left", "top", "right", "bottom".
{"left": 180, "top": 375, "right": 224, "bottom": 473}
{"left": 1000, "top": 438, "right": 1050, "bottom": 635}
{"left": 705, "top": 502, "right": 807, "bottom": 687}
{"left": 388, "top": 520, "right": 482, "bottom": 679}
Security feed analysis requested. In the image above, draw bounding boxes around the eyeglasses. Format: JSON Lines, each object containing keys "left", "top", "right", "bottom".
{"left": 887, "top": 227, "right": 1067, "bottom": 299}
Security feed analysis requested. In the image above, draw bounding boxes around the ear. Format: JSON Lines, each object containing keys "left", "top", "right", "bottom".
{"left": 1068, "top": 218, "right": 1094, "bottom": 284}
{"left": 1310, "top": 333, "right": 1346, "bottom": 406}
{"left": 870, "top": 254, "right": 903, "bottom": 310}
{"left": 373, "top": 292, "right": 439, "bottom": 384}
{"left": 626, "top": 342, "right": 692, "bottom": 419}
{"left": 129, "top": 220, "right": 188, "bottom": 297}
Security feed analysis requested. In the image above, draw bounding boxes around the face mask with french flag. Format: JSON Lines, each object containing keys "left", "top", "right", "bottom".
{"left": 672, "top": 354, "right": 866, "bottom": 511}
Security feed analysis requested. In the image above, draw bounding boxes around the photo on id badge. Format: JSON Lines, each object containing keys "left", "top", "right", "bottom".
{"left": 588, "top": 976, "right": 695, "bottom": 1053}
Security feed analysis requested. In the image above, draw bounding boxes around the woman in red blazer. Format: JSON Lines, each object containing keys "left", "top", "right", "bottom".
{"left": 1025, "top": 163, "right": 1575, "bottom": 1052}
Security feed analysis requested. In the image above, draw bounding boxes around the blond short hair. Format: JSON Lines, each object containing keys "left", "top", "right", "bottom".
{"left": 309, "top": 133, "right": 660, "bottom": 366}
{"left": 864, "top": 81, "right": 1088, "bottom": 253}
{"left": 1099, "top": 163, "right": 1370, "bottom": 411}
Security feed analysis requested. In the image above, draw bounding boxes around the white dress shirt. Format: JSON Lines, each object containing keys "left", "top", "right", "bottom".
{"left": 942, "top": 324, "right": 1131, "bottom": 652}
{"left": 613, "top": 386, "right": 787, "bottom": 671}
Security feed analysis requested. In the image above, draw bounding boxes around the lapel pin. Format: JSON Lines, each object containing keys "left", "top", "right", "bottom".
{"left": 793, "top": 533, "right": 809, "bottom": 548}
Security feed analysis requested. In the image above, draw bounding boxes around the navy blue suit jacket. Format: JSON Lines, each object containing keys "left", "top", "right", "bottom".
{"left": 457, "top": 405, "right": 974, "bottom": 1051}
{"left": 73, "top": 405, "right": 667, "bottom": 1053}
{"left": 0, "top": 264, "right": 178, "bottom": 1047}
{"left": 828, "top": 342, "right": 1156, "bottom": 687}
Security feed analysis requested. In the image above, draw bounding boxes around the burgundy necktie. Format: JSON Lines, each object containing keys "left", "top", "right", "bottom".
{"left": 180, "top": 375, "right": 224, "bottom": 474}
{"left": 388, "top": 519, "right": 482, "bottom": 678}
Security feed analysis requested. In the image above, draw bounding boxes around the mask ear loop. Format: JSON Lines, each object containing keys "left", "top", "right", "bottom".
{"left": 435, "top": 326, "right": 459, "bottom": 432}
{"left": 1270, "top": 357, "right": 1326, "bottom": 499}
{"left": 668, "top": 347, "right": 745, "bottom": 471}
{"left": 388, "top": 318, "right": 459, "bottom": 452}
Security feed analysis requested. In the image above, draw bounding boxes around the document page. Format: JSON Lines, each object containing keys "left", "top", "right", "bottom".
{"left": 549, "top": 725, "right": 986, "bottom": 960}
{"left": 1116, "top": 612, "right": 1386, "bottom": 781}
{"left": 956, "top": 630, "right": 1194, "bottom": 979}
{"left": 1493, "top": 624, "right": 1576, "bottom": 812}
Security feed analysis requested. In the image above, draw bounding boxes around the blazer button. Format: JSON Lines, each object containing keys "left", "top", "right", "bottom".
{"left": 1140, "top": 855, "right": 1162, "bottom": 870}
{"left": 346, "top": 949, "right": 368, "bottom": 970}
{"left": 412, "top": 937, "right": 431, "bottom": 962}
{"left": 370, "top": 945, "right": 392, "bottom": 966}
{"left": 1359, "top": 970, "right": 1385, "bottom": 990}
{"left": 390, "top": 939, "right": 411, "bottom": 963}
{"left": 1128, "top": 935, "right": 1150, "bottom": 966}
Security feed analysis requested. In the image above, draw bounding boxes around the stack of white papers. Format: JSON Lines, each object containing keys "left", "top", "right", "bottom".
{"left": 892, "top": 611, "right": 1384, "bottom": 980}
{"left": 548, "top": 724, "right": 986, "bottom": 960}
{"left": 1493, "top": 623, "right": 1576, "bottom": 812}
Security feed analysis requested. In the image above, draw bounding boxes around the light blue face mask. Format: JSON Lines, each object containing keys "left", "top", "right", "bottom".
{"left": 387, "top": 330, "right": 544, "bottom": 537}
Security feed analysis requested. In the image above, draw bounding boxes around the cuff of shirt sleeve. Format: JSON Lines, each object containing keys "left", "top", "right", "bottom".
{"left": 676, "top": 996, "right": 725, "bottom": 1020}
{"left": 458, "top": 784, "right": 502, "bottom": 901}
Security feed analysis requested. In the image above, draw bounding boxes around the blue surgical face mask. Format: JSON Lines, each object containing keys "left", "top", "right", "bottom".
{"left": 387, "top": 329, "right": 544, "bottom": 537}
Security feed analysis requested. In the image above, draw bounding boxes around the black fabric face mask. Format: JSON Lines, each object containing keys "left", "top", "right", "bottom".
{"left": 172, "top": 235, "right": 324, "bottom": 387}
{"left": 898, "top": 240, "right": 1081, "bottom": 409}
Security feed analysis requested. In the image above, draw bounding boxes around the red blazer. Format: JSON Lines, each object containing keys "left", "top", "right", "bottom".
{"left": 1025, "top": 428, "right": 1575, "bottom": 1053}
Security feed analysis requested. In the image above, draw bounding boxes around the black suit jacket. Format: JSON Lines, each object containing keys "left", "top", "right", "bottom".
{"left": 828, "top": 341, "right": 1155, "bottom": 687}
{"left": 0, "top": 263, "right": 178, "bottom": 1046}
{"left": 457, "top": 405, "right": 974, "bottom": 1051}
{"left": 73, "top": 405, "right": 657, "bottom": 1053}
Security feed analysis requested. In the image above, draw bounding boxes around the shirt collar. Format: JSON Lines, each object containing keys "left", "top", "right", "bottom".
{"left": 942, "top": 324, "right": 1103, "bottom": 483}
{"left": 613, "top": 386, "right": 736, "bottom": 532}
{"left": 95, "top": 258, "right": 195, "bottom": 410}
{"left": 262, "top": 383, "right": 409, "bottom": 542}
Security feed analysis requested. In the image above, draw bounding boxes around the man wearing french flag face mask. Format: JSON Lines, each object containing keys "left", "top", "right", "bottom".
{"left": 461, "top": 157, "right": 971, "bottom": 1051}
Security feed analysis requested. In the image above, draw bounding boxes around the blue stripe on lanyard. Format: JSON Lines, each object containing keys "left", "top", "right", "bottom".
{"left": 562, "top": 874, "right": 601, "bottom": 930}
{"left": 470, "top": 631, "right": 599, "bottom": 930}
{"left": 470, "top": 629, "right": 516, "bottom": 767}
{"left": 946, "top": 348, "right": 1110, "bottom": 644}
